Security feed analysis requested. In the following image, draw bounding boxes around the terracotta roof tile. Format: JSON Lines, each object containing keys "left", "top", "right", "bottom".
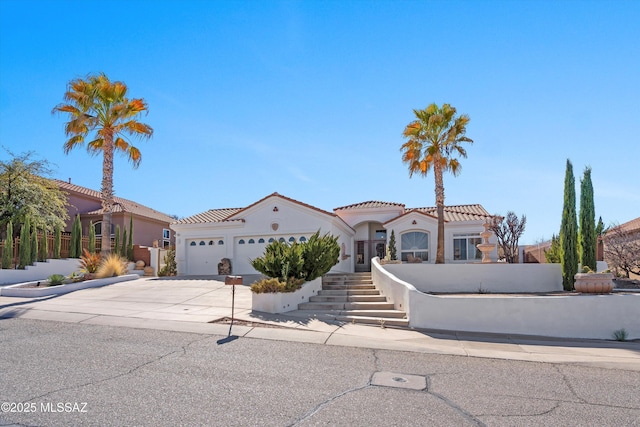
{"left": 55, "top": 179, "right": 175, "bottom": 223}
{"left": 175, "top": 208, "right": 243, "bottom": 224}
{"left": 410, "top": 204, "right": 491, "bottom": 222}
{"left": 334, "top": 201, "right": 406, "bottom": 211}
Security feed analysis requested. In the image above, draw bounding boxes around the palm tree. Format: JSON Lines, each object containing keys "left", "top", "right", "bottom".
{"left": 53, "top": 73, "right": 153, "bottom": 254}
{"left": 400, "top": 103, "right": 473, "bottom": 264}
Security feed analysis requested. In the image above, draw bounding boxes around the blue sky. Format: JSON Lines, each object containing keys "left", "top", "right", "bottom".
{"left": 1, "top": 0, "right": 638, "bottom": 245}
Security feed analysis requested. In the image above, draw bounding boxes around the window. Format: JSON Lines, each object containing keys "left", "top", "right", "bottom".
{"left": 258, "top": 238, "right": 265, "bottom": 243}
{"left": 288, "top": 237, "right": 295, "bottom": 242}
{"left": 238, "top": 239, "right": 245, "bottom": 244}
{"left": 299, "top": 236, "right": 306, "bottom": 242}
{"left": 190, "top": 241, "right": 196, "bottom": 246}
{"left": 209, "top": 240, "right": 214, "bottom": 245}
{"left": 93, "top": 222, "right": 115, "bottom": 236}
{"left": 163, "top": 229, "right": 170, "bottom": 239}
{"left": 401, "top": 232, "right": 429, "bottom": 262}
{"left": 279, "top": 237, "right": 285, "bottom": 243}
{"left": 199, "top": 241, "right": 205, "bottom": 246}
{"left": 375, "top": 230, "right": 387, "bottom": 240}
{"left": 218, "top": 240, "right": 224, "bottom": 245}
{"left": 248, "top": 239, "right": 255, "bottom": 244}
{"left": 453, "top": 234, "right": 482, "bottom": 261}
{"left": 268, "top": 238, "right": 275, "bottom": 243}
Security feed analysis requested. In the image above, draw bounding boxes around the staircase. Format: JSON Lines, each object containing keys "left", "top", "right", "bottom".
{"left": 297, "top": 273, "right": 409, "bottom": 327}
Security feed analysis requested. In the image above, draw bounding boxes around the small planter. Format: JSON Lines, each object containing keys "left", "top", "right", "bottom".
{"left": 252, "top": 278, "right": 322, "bottom": 314}
{"left": 574, "top": 272, "right": 614, "bottom": 294}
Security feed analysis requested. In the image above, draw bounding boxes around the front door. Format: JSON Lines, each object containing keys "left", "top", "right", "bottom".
{"left": 355, "top": 240, "right": 386, "bottom": 272}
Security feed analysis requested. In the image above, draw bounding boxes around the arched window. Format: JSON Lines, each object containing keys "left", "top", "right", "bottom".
{"left": 288, "top": 237, "right": 295, "bottom": 242}
{"left": 199, "top": 241, "right": 205, "bottom": 246}
{"left": 248, "top": 239, "right": 255, "bottom": 244}
{"left": 238, "top": 239, "right": 245, "bottom": 244}
{"left": 268, "top": 238, "right": 275, "bottom": 243}
{"left": 190, "top": 241, "right": 196, "bottom": 246}
{"left": 299, "top": 236, "right": 307, "bottom": 242}
{"left": 209, "top": 240, "right": 214, "bottom": 245}
{"left": 401, "top": 232, "right": 429, "bottom": 262}
{"left": 218, "top": 240, "right": 224, "bottom": 245}
{"left": 279, "top": 237, "right": 285, "bottom": 243}
{"left": 258, "top": 238, "right": 265, "bottom": 243}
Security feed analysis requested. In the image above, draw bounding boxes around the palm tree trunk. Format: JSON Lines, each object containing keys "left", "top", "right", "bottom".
{"left": 100, "top": 134, "right": 115, "bottom": 254}
{"left": 434, "top": 161, "right": 446, "bottom": 264}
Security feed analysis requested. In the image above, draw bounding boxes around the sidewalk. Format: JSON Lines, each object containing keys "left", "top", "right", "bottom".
{"left": 1, "top": 276, "right": 638, "bottom": 371}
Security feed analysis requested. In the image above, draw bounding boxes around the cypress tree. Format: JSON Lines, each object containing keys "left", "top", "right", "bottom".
{"left": 89, "top": 221, "right": 96, "bottom": 253}
{"left": 38, "top": 229, "right": 48, "bottom": 262}
{"left": 579, "top": 167, "right": 596, "bottom": 271}
{"left": 30, "top": 226, "right": 38, "bottom": 264}
{"left": 70, "top": 214, "right": 82, "bottom": 258}
{"left": 2, "top": 221, "right": 13, "bottom": 269}
{"left": 114, "top": 225, "right": 121, "bottom": 257}
{"left": 18, "top": 218, "right": 31, "bottom": 269}
{"left": 121, "top": 228, "right": 128, "bottom": 258}
{"left": 53, "top": 223, "right": 61, "bottom": 259}
{"left": 127, "top": 215, "right": 134, "bottom": 260}
{"left": 560, "top": 159, "right": 578, "bottom": 290}
{"left": 389, "top": 230, "right": 397, "bottom": 261}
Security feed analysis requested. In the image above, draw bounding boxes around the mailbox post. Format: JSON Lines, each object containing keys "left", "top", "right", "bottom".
{"left": 224, "top": 275, "right": 243, "bottom": 328}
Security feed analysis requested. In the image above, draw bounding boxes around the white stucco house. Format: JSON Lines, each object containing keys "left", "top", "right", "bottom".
{"left": 171, "top": 192, "right": 497, "bottom": 276}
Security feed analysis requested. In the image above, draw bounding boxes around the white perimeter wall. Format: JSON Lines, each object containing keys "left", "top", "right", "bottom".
{"left": 372, "top": 258, "right": 640, "bottom": 340}
{"left": 383, "top": 263, "right": 563, "bottom": 293}
{"left": 0, "top": 259, "right": 81, "bottom": 285}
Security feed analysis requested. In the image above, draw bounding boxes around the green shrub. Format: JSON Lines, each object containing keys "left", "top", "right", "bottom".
{"left": 2, "top": 221, "right": 13, "bottom": 269}
{"left": 250, "top": 231, "right": 340, "bottom": 290}
{"left": 612, "top": 328, "right": 628, "bottom": 342}
{"left": 48, "top": 274, "right": 65, "bottom": 286}
{"left": 158, "top": 248, "right": 177, "bottom": 276}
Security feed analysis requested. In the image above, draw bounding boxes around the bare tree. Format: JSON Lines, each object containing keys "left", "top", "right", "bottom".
{"left": 603, "top": 224, "right": 640, "bottom": 277}
{"left": 490, "top": 212, "right": 526, "bottom": 263}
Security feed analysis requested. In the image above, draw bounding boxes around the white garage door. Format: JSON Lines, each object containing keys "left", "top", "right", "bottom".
{"left": 186, "top": 239, "right": 226, "bottom": 275}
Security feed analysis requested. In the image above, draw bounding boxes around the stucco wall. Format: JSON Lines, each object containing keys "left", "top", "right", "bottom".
{"left": 383, "top": 263, "right": 563, "bottom": 293}
{"left": 0, "top": 259, "right": 81, "bottom": 285}
{"left": 371, "top": 258, "right": 639, "bottom": 340}
{"left": 409, "top": 292, "right": 640, "bottom": 340}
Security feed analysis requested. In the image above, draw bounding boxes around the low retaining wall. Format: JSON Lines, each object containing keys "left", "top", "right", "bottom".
{"left": 0, "top": 274, "right": 139, "bottom": 297}
{"left": 252, "top": 278, "right": 322, "bottom": 314}
{"left": 382, "top": 262, "right": 563, "bottom": 293}
{"left": 372, "top": 258, "right": 639, "bottom": 340}
{"left": 0, "top": 259, "right": 81, "bottom": 286}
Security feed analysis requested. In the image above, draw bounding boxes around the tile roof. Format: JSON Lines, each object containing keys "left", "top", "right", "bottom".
{"left": 55, "top": 179, "right": 175, "bottom": 224}
{"left": 174, "top": 208, "right": 243, "bottom": 224}
{"left": 410, "top": 204, "right": 492, "bottom": 222}
{"left": 227, "top": 192, "right": 337, "bottom": 220}
{"left": 608, "top": 216, "right": 640, "bottom": 234}
{"left": 334, "top": 201, "right": 406, "bottom": 211}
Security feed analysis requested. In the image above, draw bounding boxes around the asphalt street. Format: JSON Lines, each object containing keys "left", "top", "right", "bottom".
{"left": 1, "top": 318, "right": 639, "bottom": 427}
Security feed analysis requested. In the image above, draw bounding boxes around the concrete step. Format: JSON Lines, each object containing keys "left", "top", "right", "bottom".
{"left": 335, "top": 315, "right": 409, "bottom": 327}
{"left": 298, "top": 302, "right": 396, "bottom": 311}
{"left": 322, "top": 284, "right": 376, "bottom": 291}
{"left": 318, "top": 289, "right": 381, "bottom": 296}
{"left": 309, "top": 295, "right": 387, "bottom": 303}
{"left": 341, "top": 310, "right": 407, "bottom": 319}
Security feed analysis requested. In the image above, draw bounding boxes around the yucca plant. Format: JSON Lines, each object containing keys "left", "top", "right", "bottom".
{"left": 96, "top": 253, "right": 128, "bottom": 278}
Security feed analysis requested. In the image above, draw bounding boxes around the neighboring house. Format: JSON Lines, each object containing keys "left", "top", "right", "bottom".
{"left": 603, "top": 216, "right": 640, "bottom": 279}
{"left": 171, "top": 192, "right": 497, "bottom": 276}
{"left": 55, "top": 179, "right": 175, "bottom": 248}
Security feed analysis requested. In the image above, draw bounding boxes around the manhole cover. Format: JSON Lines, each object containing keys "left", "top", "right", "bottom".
{"left": 372, "top": 371, "right": 426, "bottom": 390}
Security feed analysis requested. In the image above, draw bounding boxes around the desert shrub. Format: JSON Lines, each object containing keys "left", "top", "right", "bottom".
{"left": 48, "top": 274, "right": 65, "bottom": 286}
{"left": 96, "top": 253, "right": 128, "bottom": 278}
{"left": 79, "top": 248, "right": 101, "bottom": 274}
{"left": 158, "top": 248, "right": 177, "bottom": 276}
{"left": 250, "top": 277, "right": 305, "bottom": 294}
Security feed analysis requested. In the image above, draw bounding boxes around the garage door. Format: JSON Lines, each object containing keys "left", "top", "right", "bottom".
{"left": 186, "top": 239, "right": 226, "bottom": 275}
